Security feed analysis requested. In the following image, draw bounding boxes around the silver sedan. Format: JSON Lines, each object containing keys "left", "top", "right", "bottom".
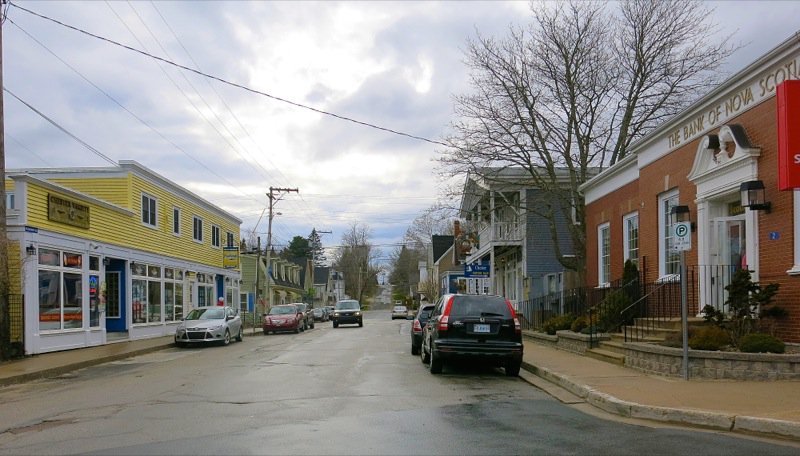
{"left": 175, "top": 306, "right": 243, "bottom": 346}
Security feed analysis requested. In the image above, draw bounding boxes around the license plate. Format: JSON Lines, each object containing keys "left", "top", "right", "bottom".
{"left": 473, "top": 323, "right": 490, "bottom": 333}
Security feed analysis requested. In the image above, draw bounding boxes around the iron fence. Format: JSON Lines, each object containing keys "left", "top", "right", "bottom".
{"left": 518, "top": 264, "right": 740, "bottom": 343}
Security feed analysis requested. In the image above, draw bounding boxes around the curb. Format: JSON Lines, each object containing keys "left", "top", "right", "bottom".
{"left": 0, "top": 341, "right": 175, "bottom": 387}
{"left": 520, "top": 360, "right": 800, "bottom": 441}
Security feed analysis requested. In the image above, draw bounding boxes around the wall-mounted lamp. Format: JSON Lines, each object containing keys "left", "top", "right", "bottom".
{"left": 740, "top": 180, "right": 771, "bottom": 213}
{"left": 26, "top": 244, "right": 36, "bottom": 256}
{"left": 670, "top": 205, "right": 696, "bottom": 231}
{"left": 130, "top": 261, "right": 136, "bottom": 270}
{"left": 103, "top": 257, "right": 111, "bottom": 266}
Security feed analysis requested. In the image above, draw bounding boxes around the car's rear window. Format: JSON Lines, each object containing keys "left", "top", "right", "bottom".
{"left": 448, "top": 296, "right": 511, "bottom": 319}
{"left": 417, "top": 307, "right": 433, "bottom": 321}
{"left": 269, "top": 306, "right": 297, "bottom": 315}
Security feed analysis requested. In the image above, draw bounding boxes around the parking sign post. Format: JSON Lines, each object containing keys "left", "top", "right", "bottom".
{"left": 673, "top": 221, "right": 691, "bottom": 380}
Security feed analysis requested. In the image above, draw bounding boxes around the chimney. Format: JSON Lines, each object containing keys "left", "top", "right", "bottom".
{"left": 454, "top": 220, "right": 461, "bottom": 237}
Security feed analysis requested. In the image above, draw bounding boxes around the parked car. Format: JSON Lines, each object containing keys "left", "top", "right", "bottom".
{"left": 324, "top": 305, "right": 335, "bottom": 319}
{"left": 332, "top": 299, "right": 363, "bottom": 328}
{"left": 420, "top": 294, "right": 522, "bottom": 376}
{"left": 263, "top": 304, "right": 304, "bottom": 334}
{"left": 391, "top": 305, "right": 408, "bottom": 320}
{"left": 312, "top": 307, "right": 328, "bottom": 322}
{"left": 175, "top": 306, "right": 243, "bottom": 346}
{"left": 293, "top": 302, "right": 315, "bottom": 330}
{"left": 410, "top": 304, "right": 435, "bottom": 355}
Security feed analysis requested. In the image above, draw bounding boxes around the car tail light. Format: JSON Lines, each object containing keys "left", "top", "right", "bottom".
{"left": 506, "top": 299, "right": 521, "bottom": 335}
{"left": 438, "top": 296, "right": 455, "bottom": 332}
{"left": 412, "top": 319, "right": 422, "bottom": 333}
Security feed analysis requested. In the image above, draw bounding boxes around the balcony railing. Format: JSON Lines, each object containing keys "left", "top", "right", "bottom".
{"left": 477, "top": 221, "right": 523, "bottom": 247}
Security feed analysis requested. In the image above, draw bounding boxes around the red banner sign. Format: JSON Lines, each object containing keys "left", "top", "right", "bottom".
{"left": 778, "top": 80, "right": 800, "bottom": 190}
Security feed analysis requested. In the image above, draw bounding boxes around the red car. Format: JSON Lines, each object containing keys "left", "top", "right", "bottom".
{"left": 263, "top": 304, "right": 304, "bottom": 334}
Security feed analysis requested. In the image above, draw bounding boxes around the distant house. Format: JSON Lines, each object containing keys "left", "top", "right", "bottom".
{"left": 430, "top": 234, "right": 463, "bottom": 298}
{"left": 459, "top": 167, "right": 579, "bottom": 305}
{"left": 240, "top": 252, "right": 310, "bottom": 312}
{"left": 311, "top": 266, "right": 348, "bottom": 304}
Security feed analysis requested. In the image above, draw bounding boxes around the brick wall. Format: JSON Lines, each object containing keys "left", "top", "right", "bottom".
{"left": 584, "top": 97, "right": 800, "bottom": 342}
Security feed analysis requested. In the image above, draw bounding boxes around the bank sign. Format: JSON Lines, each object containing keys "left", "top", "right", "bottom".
{"left": 464, "top": 263, "right": 490, "bottom": 278}
{"left": 778, "top": 80, "right": 800, "bottom": 190}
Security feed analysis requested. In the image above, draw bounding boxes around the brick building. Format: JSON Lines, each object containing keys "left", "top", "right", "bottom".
{"left": 581, "top": 33, "right": 800, "bottom": 342}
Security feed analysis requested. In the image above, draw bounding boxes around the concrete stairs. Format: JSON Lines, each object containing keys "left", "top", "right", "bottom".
{"left": 585, "top": 317, "right": 705, "bottom": 366}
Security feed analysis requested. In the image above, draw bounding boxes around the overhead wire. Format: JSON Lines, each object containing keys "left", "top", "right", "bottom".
{"left": 7, "top": 2, "right": 441, "bottom": 250}
{"left": 4, "top": 88, "right": 118, "bottom": 166}
{"left": 8, "top": 1, "right": 450, "bottom": 148}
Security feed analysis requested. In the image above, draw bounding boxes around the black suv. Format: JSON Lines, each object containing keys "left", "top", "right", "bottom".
{"left": 332, "top": 299, "right": 363, "bottom": 328}
{"left": 410, "top": 304, "right": 435, "bottom": 355}
{"left": 420, "top": 294, "right": 522, "bottom": 376}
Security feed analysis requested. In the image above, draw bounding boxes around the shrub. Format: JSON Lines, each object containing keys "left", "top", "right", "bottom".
{"left": 739, "top": 333, "right": 785, "bottom": 354}
{"left": 570, "top": 316, "right": 589, "bottom": 333}
{"left": 542, "top": 314, "right": 575, "bottom": 335}
{"left": 688, "top": 325, "right": 730, "bottom": 351}
{"left": 594, "top": 291, "right": 631, "bottom": 332}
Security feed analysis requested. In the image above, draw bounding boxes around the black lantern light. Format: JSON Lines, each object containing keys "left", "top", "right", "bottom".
{"left": 26, "top": 244, "right": 36, "bottom": 256}
{"left": 740, "top": 180, "right": 771, "bottom": 212}
{"left": 670, "top": 205, "right": 695, "bottom": 231}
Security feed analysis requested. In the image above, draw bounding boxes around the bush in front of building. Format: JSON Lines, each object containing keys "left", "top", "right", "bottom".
{"left": 542, "top": 314, "right": 575, "bottom": 335}
{"left": 738, "top": 333, "right": 786, "bottom": 354}
{"left": 570, "top": 315, "right": 589, "bottom": 333}
{"left": 688, "top": 325, "right": 731, "bottom": 351}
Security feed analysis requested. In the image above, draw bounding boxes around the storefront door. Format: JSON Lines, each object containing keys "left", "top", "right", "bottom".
{"left": 710, "top": 216, "right": 746, "bottom": 310}
{"left": 105, "top": 259, "right": 126, "bottom": 332}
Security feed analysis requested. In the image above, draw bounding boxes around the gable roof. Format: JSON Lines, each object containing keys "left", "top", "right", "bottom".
{"left": 432, "top": 235, "right": 454, "bottom": 263}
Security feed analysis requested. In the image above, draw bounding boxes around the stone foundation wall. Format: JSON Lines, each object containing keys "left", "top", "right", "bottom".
{"left": 624, "top": 343, "right": 800, "bottom": 380}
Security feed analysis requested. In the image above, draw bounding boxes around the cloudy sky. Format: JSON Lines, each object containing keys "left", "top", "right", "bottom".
{"left": 3, "top": 1, "right": 799, "bottom": 263}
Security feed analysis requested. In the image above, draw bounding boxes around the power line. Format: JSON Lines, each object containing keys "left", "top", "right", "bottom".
{"left": 4, "top": 88, "right": 118, "bottom": 166}
{"left": 9, "top": 1, "right": 450, "bottom": 149}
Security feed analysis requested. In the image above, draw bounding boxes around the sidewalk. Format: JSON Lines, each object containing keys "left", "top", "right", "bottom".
{"left": 0, "top": 334, "right": 798, "bottom": 441}
{"left": 520, "top": 336, "right": 800, "bottom": 441}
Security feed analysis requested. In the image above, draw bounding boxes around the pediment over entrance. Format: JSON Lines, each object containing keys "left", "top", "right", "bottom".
{"left": 688, "top": 124, "right": 761, "bottom": 183}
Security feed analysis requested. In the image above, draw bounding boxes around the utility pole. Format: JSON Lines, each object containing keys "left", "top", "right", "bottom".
{"left": 0, "top": 1, "right": 11, "bottom": 361}
{"left": 252, "top": 236, "right": 261, "bottom": 335}
{"left": 265, "top": 187, "right": 298, "bottom": 310}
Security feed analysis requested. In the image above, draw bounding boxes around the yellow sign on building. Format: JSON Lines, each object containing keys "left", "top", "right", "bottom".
{"left": 223, "top": 247, "right": 240, "bottom": 269}
{"left": 47, "top": 193, "right": 90, "bottom": 229}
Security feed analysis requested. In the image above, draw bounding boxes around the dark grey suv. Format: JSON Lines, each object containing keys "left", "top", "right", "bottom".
{"left": 332, "top": 299, "right": 363, "bottom": 328}
{"left": 420, "top": 294, "right": 522, "bottom": 376}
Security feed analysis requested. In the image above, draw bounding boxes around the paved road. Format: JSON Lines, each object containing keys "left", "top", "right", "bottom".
{"left": 0, "top": 311, "right": 796, "bottom": 455}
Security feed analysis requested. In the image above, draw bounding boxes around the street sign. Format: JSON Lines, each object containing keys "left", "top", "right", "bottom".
{"left": 464, "top": 263, "right": 490, "bottom": 278}
{"left": 673, "top": 222, "right": 691, "bottom": 251}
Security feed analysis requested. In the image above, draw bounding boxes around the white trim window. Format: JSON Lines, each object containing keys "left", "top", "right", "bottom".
{"left": 623, "top": 212, "right": 639, "bottom": 268}
{"left": 193, "top": 216, "right": 203, "bottom": 243}
{"left": 226, "top": 231, "right": 235, "bottom": 248}
{"left": 598, "top": 223, "right": 611, "bottom": 287}
{"left": 37, "top": 248, "right": 84, "bottom": 331}
{"left": 163, "top": 268, "right": 184, "bottom": 322}
{"left": 659, "top": 190, "right": 680, "bottom": 277}
{"left": 212, "top": 225, "right": 221, "bottom": 248}
{"left": 141, "top": 193, "right": 157, "bottom": 228}
{"left": 6, "top": 192, "right": 15, "bottom": 210}
{"left": 131, "top": 263, "right": 162, "bottom": 325}
{"left": 172, "top": 207, "right": 181, "bottom": 236}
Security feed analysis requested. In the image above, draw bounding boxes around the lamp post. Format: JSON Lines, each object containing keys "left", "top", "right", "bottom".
{"left": 671, "top": 205, "right": 691, "bottom": 380}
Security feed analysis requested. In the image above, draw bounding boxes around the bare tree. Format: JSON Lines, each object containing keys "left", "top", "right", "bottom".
{"left": 439, "top": 0, "right": 735, "bottom": 277}
{"left": 333, "top": 222, "right": 381, "bottom": 303}
{"left": 403, "top": 202, "right": 457, "bottom": 248}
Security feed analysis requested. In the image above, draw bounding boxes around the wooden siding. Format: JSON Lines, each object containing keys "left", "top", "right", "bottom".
{"left": 25, "top": 175, "right": 239, "bottom": 270}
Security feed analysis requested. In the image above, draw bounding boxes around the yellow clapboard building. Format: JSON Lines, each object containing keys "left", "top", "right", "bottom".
{"left": 5, "top": 161, "right": 241, "bottom": 354}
